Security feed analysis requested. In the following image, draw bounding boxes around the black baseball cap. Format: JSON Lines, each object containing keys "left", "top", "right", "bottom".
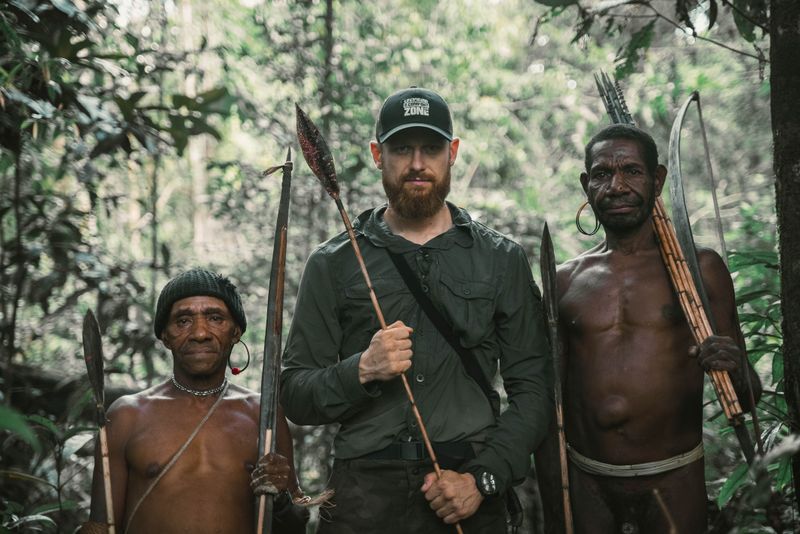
{"left": 375, "top": 87, "right": 453, "bottom": 143}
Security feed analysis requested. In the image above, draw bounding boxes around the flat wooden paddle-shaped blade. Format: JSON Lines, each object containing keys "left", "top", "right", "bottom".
{"left": 82, "top": 310, "right": 106, "bottom": 424}
{"left": 295, "top": 104, "right": 340, "bottom": 198}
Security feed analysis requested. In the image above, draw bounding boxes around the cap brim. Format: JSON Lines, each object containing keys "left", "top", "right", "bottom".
{"left": 378, "top": 123, "right": 453, "bottom": 143}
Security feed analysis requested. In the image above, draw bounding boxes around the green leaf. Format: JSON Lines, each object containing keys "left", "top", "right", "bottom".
{"left": 717, "top": 462, "right": 750, "bottom": 507}
{"left": 4, "top": 88, "right": 56, "bottom": 119}
{"left": 707, "top": 0, "right": 718, "bottom": 30}
{"left": 775, "top": 456, "right": 792, "bottom": 491}
{"left": 735, "top": 289, "right": 772, "bottom": 306}
{"left": 772, "top": 353, "right": 784, "bottom": 384}
{"left": 0, "top": 405, "right": 40, "bottom": 453}
{"left": 31, "top": 500, "right": 77, "bottom": 515}
{"left": 732, "top": 0, "right": 756, "bottom": 42}
{"left": 0, "top": 469, "right": 56, "bottom": 489}
{"left": 8, "top": 0, "right": 40, "bottom": 23}
{"left": 26, "top": 414, "right": 61, "bottom": 440}
{"left": 7, "top": 514, "right": 57, "bottom": 529}
{"left": 614, "top": 20, "right": 655, "bottom": 78}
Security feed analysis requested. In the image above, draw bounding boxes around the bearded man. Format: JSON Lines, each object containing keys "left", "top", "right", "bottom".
{"left": 280, "top": 87, "right": 553, "bottom": 533}
{"left": 535, "top": 124, "right": 762, "bottom": 534}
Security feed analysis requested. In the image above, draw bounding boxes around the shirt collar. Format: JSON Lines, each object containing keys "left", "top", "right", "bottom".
{"left": 355, "top": 201, "right": 474, "bottom": 252}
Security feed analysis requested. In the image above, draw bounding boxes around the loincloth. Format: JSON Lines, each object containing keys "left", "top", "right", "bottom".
{"left": 567, "top": 442, "right": 704, "bottom": 477}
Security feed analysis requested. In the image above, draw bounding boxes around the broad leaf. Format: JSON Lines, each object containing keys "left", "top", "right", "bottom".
{"left": 717, "top": 462, "right": 750, "bottom": 507}
{"left": 0, "top": 405, "right": 40, "bottom": 453}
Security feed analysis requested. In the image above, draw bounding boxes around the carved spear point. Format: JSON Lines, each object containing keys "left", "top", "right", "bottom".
{"left": 82, "top": 310, "right": 106, "bottom": 422}
{"left": 295, "top": 103, "right": 340, "bottom": 198}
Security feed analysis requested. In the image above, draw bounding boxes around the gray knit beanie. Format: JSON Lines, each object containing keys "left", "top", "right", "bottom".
{"left": 154, "top": 268, "right": 247, "bottom": 338}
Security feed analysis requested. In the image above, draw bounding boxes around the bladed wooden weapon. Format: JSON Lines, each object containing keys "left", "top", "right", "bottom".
{"left": 594, "top": 72, "right": 757, "bottom": 464}
{"left": 256, "top": 148, "right": 293, "bottom": 533}
{"left": 296, "top": 104, "right": 463, "bottom": 534}
{"left": 539, "top": 223, "right": 574, "bottom": 534}
{"left": 82, "top": 310, "right": 116, "bottom": 534}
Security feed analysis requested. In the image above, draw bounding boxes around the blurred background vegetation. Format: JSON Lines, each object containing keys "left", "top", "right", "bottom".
{"left": 0, "top": 0, "right": 792, "bottom": 532}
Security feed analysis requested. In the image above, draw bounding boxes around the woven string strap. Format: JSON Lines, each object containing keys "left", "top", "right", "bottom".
{"left": 567, "top": 442, "right": 704, "bottom": 477}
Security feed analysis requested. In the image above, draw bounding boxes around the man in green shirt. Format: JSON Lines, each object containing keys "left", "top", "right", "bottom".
{"left": 281, "top": 87, "right": 553, "bottom": 533}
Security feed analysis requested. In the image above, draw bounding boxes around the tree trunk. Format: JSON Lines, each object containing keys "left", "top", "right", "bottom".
{"left": 770, "top": 0, "right": 800, "bottom": 513}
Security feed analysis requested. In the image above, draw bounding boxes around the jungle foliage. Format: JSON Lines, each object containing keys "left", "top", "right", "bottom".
{"left": 0, "top": 0, "right": 791, "bottom": 532}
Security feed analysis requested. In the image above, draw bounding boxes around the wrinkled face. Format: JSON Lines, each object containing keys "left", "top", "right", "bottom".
{"left": 370, "top": 128, "right": 459, "bottom": 219}
{"left": 160, "top": 296, "right": 241, "bottom": 377}
{"left": 581, "top": 138, "right": 665, "bottom": 233}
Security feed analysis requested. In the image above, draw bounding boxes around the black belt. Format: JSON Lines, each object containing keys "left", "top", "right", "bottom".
{"left": 360, "top": 441, "right": 475, "bottom": 462}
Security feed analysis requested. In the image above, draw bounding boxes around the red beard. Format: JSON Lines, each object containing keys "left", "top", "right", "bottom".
{"left": 383, "top": 168, "right": 451, "bottom": 219}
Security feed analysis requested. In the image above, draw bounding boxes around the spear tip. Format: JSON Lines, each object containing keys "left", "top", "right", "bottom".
{"left": 295, "top": 102, "right": 340, "bottom": 197}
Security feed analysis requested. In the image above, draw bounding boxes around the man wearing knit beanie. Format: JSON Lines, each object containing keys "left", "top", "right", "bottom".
{"left": 83, "top": 269, "right": 309, "bottom": 533}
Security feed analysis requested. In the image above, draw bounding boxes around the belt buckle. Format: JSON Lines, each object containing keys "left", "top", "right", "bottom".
{"left": 399, "top": 441, "right": 424, "bottom": 460}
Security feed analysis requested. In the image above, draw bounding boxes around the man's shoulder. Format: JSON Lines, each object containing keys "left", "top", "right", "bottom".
{"left": 466, "top": 218, "right": 525, "bottom": 255}
{"left": 226, "top": 383, "right": 260, "bottom": 404}
{"left": 308, "top": 230, "right": 355, "bottom": 259}
{"left": 106, "top": 381, "right": 169, "bottom": 414}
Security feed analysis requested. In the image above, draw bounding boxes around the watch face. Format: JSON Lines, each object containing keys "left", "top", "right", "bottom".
{"left": 480, "top": 471, "right": 497, "bottom": 496}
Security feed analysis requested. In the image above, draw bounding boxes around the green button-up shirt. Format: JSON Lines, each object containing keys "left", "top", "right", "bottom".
{"left": 280, "top": 203, "right": 553, "bottom": 492}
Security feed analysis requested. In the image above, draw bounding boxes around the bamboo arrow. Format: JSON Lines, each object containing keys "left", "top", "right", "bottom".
{"left": 82, "top": 310, "right": 116, "bottom": 534}
{"left": 255, "top": 149, "right": 293, "bottom": 533}
{"left": 296, "top": 104, "right": 463, "bottom": 534}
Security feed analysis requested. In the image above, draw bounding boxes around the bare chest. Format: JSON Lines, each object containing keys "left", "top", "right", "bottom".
{"left": 125, "top": 400, "right": 259, "bottom": 481}
{"left": 560, "top": 256, "right": 685, "bottom": 336}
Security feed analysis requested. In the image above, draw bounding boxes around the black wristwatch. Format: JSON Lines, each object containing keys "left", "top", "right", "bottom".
{"left": 471, "top": 468, "right": 499, "bottom": 498}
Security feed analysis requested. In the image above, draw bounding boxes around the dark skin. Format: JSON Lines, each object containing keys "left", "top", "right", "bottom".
{"left": 87, "top": 296, "right": 300, "bottom": 533}
{"left": 535, "top": 138, "right": 761, "bottom": 534}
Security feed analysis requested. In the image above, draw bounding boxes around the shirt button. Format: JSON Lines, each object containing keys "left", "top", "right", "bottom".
{"left": 463, "top": 288, "right": 471, "bottom": 295}
{"left": 415, "top": 373, "right": 425, "bottom": 383}
{"left": 421, "top": 284, "right": 429, "bottom": 293}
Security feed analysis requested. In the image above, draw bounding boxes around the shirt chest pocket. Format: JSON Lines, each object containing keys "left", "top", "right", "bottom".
{"left": 438, "top": 274, "right": 496, "bottom": 348}
{"left": 342, "top": 277, "right": 409, "bottom": 332}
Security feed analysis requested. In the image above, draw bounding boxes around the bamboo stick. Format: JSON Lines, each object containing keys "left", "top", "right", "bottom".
{"left": 651, "top": 199, "right": 743, "bottom": 421}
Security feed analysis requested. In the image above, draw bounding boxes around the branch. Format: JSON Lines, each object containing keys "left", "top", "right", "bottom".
{"left": 719, "top": 0, "right": 770, "bottom": 34}
{"left": 599, "top": 5, "right": 767, "bottom": 62}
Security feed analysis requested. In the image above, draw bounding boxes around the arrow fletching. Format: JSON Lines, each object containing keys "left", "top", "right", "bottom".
{"left": 82, "top": 310, "right": 106, "bottom": 425}
{"left": 295, "top": 104, "right": 340, "bottom": 198}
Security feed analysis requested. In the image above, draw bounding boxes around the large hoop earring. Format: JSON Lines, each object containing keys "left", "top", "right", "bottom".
{"left": 576, "top": 200, "right": 600, "bottom": 236}
{"left": 229, "top": 340, "right": 251, "bottom": 375}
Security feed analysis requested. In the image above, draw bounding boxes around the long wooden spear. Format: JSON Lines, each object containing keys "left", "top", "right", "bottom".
{"left": 539, "top": 223, "right": 574, "bottom": 534}
{"left": 295, "top": 104, "right": 463, "bottom": 534}
{"left": 82, "top": 310, "right": 116, "bottom": 534}
{"left": 255, "top": 149, "right": 293, "bottom": 533}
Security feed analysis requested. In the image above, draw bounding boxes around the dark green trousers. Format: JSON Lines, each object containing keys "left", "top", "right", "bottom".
{"left": 316, "top": 458, "right": 507, "bottom": 534}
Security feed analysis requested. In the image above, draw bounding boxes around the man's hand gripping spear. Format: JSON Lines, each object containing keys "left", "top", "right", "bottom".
{"left": 296, "top": 104, "right": 464, "bottom": 534}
